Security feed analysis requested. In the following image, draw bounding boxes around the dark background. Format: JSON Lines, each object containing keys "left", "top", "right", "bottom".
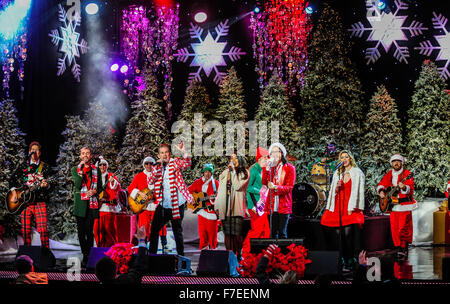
{"left": 4, "top": 0, "right": 449, "bottom": 166}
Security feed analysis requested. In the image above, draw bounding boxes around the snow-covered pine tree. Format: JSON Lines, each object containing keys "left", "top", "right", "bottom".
{"left": 0, "top": 99, "right": 26, "bottom": 238}
{"left": 116, "top": 68, "right": 170, "bottom": 187}
{"left": 406, "top": 60, "right": 450, "bottom": 200}
{"left": 299, "top": 3, "right": 365, "bottom": 149}
{"left": 359, "top": 85, "right": 403, "bottom": 205}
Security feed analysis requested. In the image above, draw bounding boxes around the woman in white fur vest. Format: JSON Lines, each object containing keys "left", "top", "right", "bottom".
{"left": 321, "top": 150, "right": 365, "bottom": 272}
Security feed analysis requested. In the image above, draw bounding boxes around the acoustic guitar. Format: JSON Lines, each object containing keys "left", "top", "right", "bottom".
{"left": 128, "top": 188, "right": 154, "bottom": 214}
{"left": 379, "top": 172, "right": 414, "bottom": 213}
{"left": 97, "top": 171, "right": 120, "bottom": 201}
{"left": 187, "top": 192, "right": 216, "bottom": 213}
{"left": 6, "top": 176, "right": 56, "bottom": 215}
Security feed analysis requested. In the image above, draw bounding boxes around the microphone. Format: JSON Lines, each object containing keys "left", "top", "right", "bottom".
{"left": 266, "top": 157, "right": 275, "bottom": 169}
{"left": 28, "top": 151, "right": 35, "bottom": 157}
{"left": 335, "top": 161, "right": 344, "bottom": 170}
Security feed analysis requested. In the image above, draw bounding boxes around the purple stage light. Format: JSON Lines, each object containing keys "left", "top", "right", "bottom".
{"left": 110, "top": 63, "right": 119, "bottom": 72}
{"left": 120, "top": 65, "right": 129, "bottom": 73}
{"left": 194, "top": 12, "right": 207, "bottom": 23}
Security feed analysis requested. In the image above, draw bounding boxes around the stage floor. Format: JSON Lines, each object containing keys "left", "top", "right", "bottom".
{"left": 1, "top": 242, "right": 449, "bottom": 282}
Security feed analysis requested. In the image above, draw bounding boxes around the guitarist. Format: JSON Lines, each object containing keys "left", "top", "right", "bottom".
{"left": 9, "top": 141, "right": 52, "bottom": 250}
{"left": 95, "top": 156, "right": 121, "bottom": 247}
{"left": 187, "top": 163, "right": 219, "bottom": 250}
{"left": 127, "top": 157, "right": 168, "bottom": 247}
{"left": 377, "top": 154, "right": 417, "bottom": 260}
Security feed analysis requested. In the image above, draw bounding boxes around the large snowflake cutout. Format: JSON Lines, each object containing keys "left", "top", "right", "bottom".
{"left": 415, "top": 12, "right": 450, "bottom": 79}
{"left": 48, "top": 4, "right": 88, "bottom": 82}
{"left": 348, "top": 0, "right": 427, "bottom": 64}
{"left": 174, "top": 19, "right": 246, "bottom": 85}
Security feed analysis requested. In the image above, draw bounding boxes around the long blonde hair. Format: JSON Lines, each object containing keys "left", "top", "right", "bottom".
{"left": 338, "top": 150, "right": 357, "bottom": 174}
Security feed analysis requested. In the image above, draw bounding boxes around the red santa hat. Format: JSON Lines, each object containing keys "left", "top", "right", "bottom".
{"left": 256, "top": 147, "right": 269, "bottom": 161}
{"left": 96, "top": 156, "right": 108, "bottom": 168}
{"left": 390, "top": 153, "right": 407, "bottom": 164}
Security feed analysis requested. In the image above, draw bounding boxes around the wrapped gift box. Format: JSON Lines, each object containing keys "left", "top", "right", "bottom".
{"left": 116, "top": 213, "right": 137, "bottom": 243}
{"left": 433, "top": 210, "right": 450, "bottom": 244}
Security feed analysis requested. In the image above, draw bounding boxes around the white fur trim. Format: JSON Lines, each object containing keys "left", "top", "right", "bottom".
{"left": 142, "top": 156, "right": 156, "bottom": 169}
{"left": 198, "top": 209, "right": 218, "bottom": 220}
{"left": 392, "top": 201, "right": 418, "bottom": 212}
{"left": 268, "top": 142, "right": 287, "bottom": 157}
{"left": 326, "top": 167, "right": 365, "bottom": 212}
{"left": 377, "top": 185, "right": 385, "bottom": 194}
{"left": 390, "top": 154, "right": 407, "bottom": 164}
{"left": 400, "top": 185, "right": 410, "bottom": 195}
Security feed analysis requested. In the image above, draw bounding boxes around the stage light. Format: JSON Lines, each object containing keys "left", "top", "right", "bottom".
{"left": 0, "top": 0, "right": 32, "bottom": 40}
{"left": 194, "top": 12, "right": 207, "bottom": 23}
{"left": 120, "top": 65, "right": 129, "bottom": 73}
{"left": 253, "top": 7, "right": 260, "bottom": 14}
{"left": 305, "top": 5, "right": 314, "bottom": 14}
{"left": 110, "top": 64, "right": 119, "bottom": 72}
{"left": 85, "top": 3, "right": 99, "bottom": 15}
{"left": 377, "top": 1, "right": 386, "bottom": 10}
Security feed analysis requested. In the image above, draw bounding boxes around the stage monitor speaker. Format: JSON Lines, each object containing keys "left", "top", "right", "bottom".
{"left": 304, "top": 250, "right": 339, "bottom": 277}
{"left": 196, "top": 250, "right": 239, "bottom": 277}
{"left": 146, "top": 254, "right": 191, "bottom": 275}
{"left": 250, "top": 238, "right": 304, "bottom": 254}
{"left": 16, "top": 246, "right": 56, "bottom": 271}
{"left": 87, "top": 247, "right": 110, "bottom": 269}
{"left": 443, "top": 256, "right": 450, "bottom": 281}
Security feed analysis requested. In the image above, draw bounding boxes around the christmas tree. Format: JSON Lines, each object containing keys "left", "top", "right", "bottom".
{"left": 255, "top": 74, "right": 301, "bottom": 154}
{"left": 406, "top": 60, "right": 450, "bottom": 200}
{"left": 0, "top": 99, "right": 26, "bottom": 238}
{"left": 213, "top": 66, "right": 248, "bottom": 171}
{"left": 116, "top": 68, "right": 170, "bottom": 187}
{"left": 174, "top": 81, "right": 213, "bottom": 184}
{"left": 299, "top": 3, "right": 365, "bottom": 149}
{"left": 48, "top": 102, "right": 119, "bottom": 239}
{"left": 359, "top": 85, "right": 403, "bottom": 205}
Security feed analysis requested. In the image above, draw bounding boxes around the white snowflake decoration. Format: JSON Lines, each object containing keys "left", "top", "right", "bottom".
{"left": 48, "top": 4, "right": 88, "bottom": 82}
{"left": 174, "top": 19, "right": 246, "bottom": 85}
{"left": 348, "top": 0, "right": 427, "bottom": 64}
{"left": 415, "top": 12, "right": 450, "bottom": 79}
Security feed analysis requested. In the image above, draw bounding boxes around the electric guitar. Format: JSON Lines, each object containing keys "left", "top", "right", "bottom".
{"left": 6, "top": 176, "right": 57, "bottom": 215}
{"left": 128, "top": 188, "right": 154, "bottom": 214}
{"left": 379, "top": 172, "right": 414, "bottom": 213}
{"left": 187, "top": 192, "right": 216, "bottom": 213}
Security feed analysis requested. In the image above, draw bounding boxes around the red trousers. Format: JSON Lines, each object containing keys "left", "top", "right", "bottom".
{"left": 242, "top": 212, "right": 270, "bottom": 257}
{"left": 21, "top": 202, "right": 49, "bottom": 248}
{"left": 138, "top": 210, "right": 166, "bottom": 239}
{"left": 93, "top": 212, "right": 118, "bottom": 247}
{"left": 198, "top": 216, "right": 218, "bottom": 250}
{"left": 390, "top": 211, "right": 413, "bottom": 248}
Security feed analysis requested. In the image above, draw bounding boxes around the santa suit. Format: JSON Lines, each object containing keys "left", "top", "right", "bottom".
{"left": 128, "top": 171, "right": 167, "bottom": 239}
{"left": 188, "top": 177, "right": 220, "bottom": 249}
{"left": 377, "top": 168, "right": 417, "bottom": 248}
{"left": 445, "top": 180, "right": 450, "bottom": 199}
{"left": 95, "top": 171, "right": 121, "bottom": 247}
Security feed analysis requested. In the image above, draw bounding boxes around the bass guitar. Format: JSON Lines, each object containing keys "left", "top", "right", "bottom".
{"left": 187, "top": 192, "right": 216, "bottom": 213}
{"left": 6, "top": 176, "right": 57, "bottom": 215}
{"left": 379, "top": 172, "right": 414, "bottom": 213}
{"left": 128, "top": 188, "right": 154, "bottom": 214}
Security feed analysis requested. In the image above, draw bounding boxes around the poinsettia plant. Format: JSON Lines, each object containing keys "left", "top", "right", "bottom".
{"left": 238, "top": 244, "right": 311, "bottom": 278}
{"left": 105, "top": 243, "right": 136, "bottom": 274}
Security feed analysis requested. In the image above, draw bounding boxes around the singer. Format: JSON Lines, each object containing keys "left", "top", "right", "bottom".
{"left": 261, "top": 143, "right": 296, "bottom": 239}
{"left": 146, "top": 142, "right": 193, "bottom": 256}
{"left": 321, "top": 150, "right": 365, "bottom": 272}
{"left": 72, "top": 146, "right": 101, "bottom": 267}
{"left": 9, "top": 141, "right": 53, "bottom": 251}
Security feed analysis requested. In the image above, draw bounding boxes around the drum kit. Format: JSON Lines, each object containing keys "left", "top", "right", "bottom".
{"left": 292, "top": 161, "right": 334, "bottom": 219}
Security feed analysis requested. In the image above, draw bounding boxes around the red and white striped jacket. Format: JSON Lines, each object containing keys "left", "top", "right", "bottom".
{"left": 147, "top": 157, "right": 193, "bottom": 219}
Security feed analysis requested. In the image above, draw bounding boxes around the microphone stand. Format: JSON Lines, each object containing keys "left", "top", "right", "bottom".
{"left": 225, "top": 166, "right": 232, "bottom": 253}
{"left": 337, "top": 166, "right": 344, "bottom": 278}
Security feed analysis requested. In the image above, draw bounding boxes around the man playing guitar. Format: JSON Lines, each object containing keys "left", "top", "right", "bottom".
{"left": 9, "top": 141, "right": 52, "bottom": 250}
{"left": 187, "top": 163, "right": 220, "bottom": 250}
{"left": 377, "top": 154, "right": 417, "bottom": 259}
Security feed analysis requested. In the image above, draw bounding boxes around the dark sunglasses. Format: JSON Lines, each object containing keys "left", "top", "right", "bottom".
{"left": 99, "top": 164, "right": 107, "bottom": 167}
{"left": 144, "top": 162, "right": 153, "bottom": 165}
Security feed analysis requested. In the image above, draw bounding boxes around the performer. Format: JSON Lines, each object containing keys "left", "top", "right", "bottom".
{"left": 95, "top": 156, "right": 121, "bottom": 247}
{"left": 9, "top": 142, "right": 53, "bottom": 250}
{"left": 445, "top": 179, "right": 450, "bottom": 199}
{"left": 215, "top": 154, "right": 250, "bottom": 260}
{"left": 187, "top": 163, "right": 220, "bottom": 250}
{"left": 377, "top": 154, "right": 417, "bottom": 259}
{"left": 127, "top": 156, "right": 168, "bottom": 248}
{"left": 146, "top": 142, "right": 193, "bottom": 256}
{"left": 307, "top": 140, "right": 339, "bottom": 172}
{"left": 72, "top": 146, "right": 101, "bottom": 266}
{"left": 261, "top": 143, "right": 296, "bottom": 239}
{"left": 242, "top": 147, "right": 270, "bottom": 257}
{"left": 321, "top": 150, "right": 365, "bottom": 271}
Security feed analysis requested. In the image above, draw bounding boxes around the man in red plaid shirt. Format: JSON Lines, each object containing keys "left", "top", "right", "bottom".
{"left": 9, "top": 142, "right": 53, "bottom": 250}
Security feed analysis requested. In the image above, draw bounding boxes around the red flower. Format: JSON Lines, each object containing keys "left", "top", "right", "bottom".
{"left": 105, "top": 243, "right": 134, "bottom": 274}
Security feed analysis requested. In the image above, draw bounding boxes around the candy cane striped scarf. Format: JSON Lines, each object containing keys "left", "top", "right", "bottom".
{"left": 77, "top": 163, "right": 98, "bottom": 209}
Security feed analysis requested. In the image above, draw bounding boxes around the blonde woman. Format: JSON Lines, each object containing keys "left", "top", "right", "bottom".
{"left": 321, "top": 150, "right": 365, "bottom": 271}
